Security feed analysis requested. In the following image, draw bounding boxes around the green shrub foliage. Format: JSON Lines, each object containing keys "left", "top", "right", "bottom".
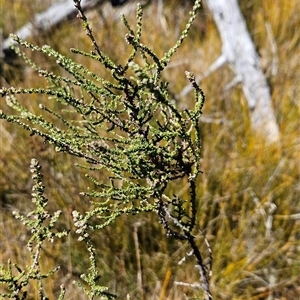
{"left": 0, "top": 0, "right": 212, "bottom": 299}
{"left": 0, "top": 158, "right": 69, "bottom": 300}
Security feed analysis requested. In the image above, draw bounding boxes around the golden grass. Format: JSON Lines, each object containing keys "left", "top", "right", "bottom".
{"left": 1, "top": 0, "right": 299, "bottom": 299}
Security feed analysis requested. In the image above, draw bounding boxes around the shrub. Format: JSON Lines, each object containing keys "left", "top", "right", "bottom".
{"left": 0, "top": 0, "right": 213, "bottom": 299}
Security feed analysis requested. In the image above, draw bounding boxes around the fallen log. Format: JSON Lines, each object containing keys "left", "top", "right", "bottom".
{"left": 1, "top": 0, "right": 105, "bottom": 59}
{"left": 182, "top": 0, "right": 280, "bottom": 143}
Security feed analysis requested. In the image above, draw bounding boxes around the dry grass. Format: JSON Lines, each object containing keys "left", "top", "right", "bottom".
{"left": 0, "top": 0, "right": 299, "bottom": 299}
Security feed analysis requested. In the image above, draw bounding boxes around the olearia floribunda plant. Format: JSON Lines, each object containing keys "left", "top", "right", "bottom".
{"left": 0, "top": 0, "right": 213, "bottom": 299}
{"left": 0, "top": 158, "right": 69, "bottom": 300}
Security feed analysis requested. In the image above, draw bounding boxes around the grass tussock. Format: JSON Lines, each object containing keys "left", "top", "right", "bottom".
{"left": 0, "top": 0, "right": 299, "bottom": 299}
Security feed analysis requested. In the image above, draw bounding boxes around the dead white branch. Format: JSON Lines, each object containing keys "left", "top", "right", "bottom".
{"left": 203, "top": 0, "right": 280, "bottom": 143}
{"left": 1, "top": 0, "right": 104, "bottom": 58}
